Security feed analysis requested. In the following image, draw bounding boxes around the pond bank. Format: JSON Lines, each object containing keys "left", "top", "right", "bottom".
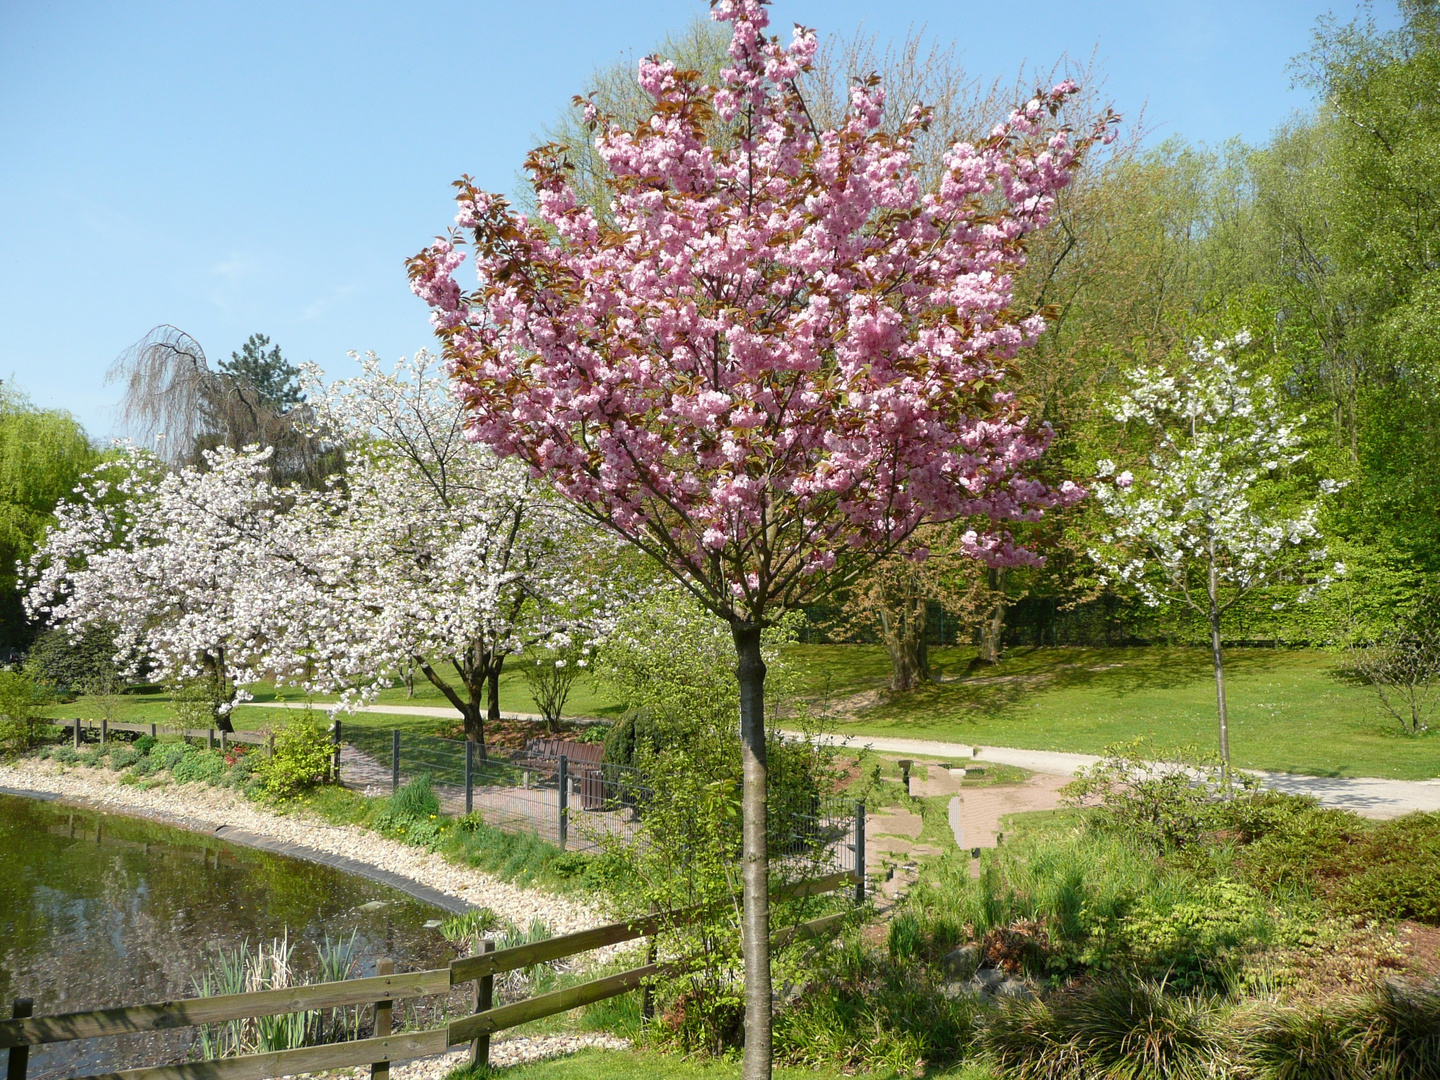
{"left": 0, "top": 759, "right": 602, "bottom": 934}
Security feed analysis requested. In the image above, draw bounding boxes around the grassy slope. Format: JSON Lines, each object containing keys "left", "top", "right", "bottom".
{"left": 792, "top": 644, "right": 1440, "bottom": 780}
{"left": 41, "top": 644, "right": 1438, "bottom": 779}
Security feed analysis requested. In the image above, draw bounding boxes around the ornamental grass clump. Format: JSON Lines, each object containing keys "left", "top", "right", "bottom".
{"left": 982, "top": 978, "right": 1230, "bottom": 1080}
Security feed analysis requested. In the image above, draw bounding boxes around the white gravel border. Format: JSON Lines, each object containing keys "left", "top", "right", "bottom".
{"left": 0, "top": 758, "right": 603, "bottom": 935}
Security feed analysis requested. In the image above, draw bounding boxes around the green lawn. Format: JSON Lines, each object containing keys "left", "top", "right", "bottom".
{"left": 790, "top": 644, "right": 1440, "bottom": 780}
{"left": 40, "top": 644, "right": 1439, "bottom": 780}
{"left": 448, "top": 1049, "right": 985, "bottom": 1079}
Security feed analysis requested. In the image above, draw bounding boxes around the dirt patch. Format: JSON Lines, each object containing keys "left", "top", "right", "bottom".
{"left": 1398, "top": 921, "right": 1440, "bottom": 977}
{"left": 429, "top": 716, "right": 597, "bottom": 750}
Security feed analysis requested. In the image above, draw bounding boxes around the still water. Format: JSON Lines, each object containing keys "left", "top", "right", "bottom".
{"left": 0, "top": 792, "right": 463, "bottom": 1079}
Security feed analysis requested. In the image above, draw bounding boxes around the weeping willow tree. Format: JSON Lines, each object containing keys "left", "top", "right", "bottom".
{"left": 106, "top": 325, "right": 339, "bottom": 485}
{"left": 0, "top": 385, "right": 97, "bottom": 647}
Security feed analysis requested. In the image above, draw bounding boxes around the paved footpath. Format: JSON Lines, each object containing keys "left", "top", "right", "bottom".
{"left": 252, "top": 704, "right": 1440, "bottom": 820}
{"left": 781, "top": 729, "right": 1440, "bottom": 821}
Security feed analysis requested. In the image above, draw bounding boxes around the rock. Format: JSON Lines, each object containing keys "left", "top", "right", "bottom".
{"left": 972, "top": 967, "right": 1006, "bottom": 991}
{"left": 941, "top": 944, "right": 981, "bottom": 980}
{"left": 994, "top": 977, "right": 1034, "bottom": 1000}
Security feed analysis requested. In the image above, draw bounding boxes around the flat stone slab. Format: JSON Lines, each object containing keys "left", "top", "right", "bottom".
{"left": 867, "top": 809, "right": 924, "bottom": 838}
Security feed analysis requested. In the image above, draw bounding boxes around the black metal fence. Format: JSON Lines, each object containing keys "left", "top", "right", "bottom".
{"left": 334, "top": 723, "right": 864, "bottom": 895}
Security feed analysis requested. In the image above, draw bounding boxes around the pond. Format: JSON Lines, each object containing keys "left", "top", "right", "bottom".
{"left": 0, "top": 791, "right": 465, "bottom": 1080}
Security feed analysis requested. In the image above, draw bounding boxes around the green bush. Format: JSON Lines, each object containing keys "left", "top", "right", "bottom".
{"left": 24, "top": 625, "right": 121, "bottom": 696}
{"left": 0, "top": 668, "right": 51, "bottom": 755}
{"left": 390, "top": 773, "right": 440, "bottom": 818}
{"left": 172, "top": 748, "right": 228, "bottom": 785}
{"left": 253, "top": 715, "right": 334, "bottom": 799}
{"left": 108, "top": 744, "right": 140, "bottom": 770}
{"left": 1328, "top": 813, "right": 1440, "bottom": 923}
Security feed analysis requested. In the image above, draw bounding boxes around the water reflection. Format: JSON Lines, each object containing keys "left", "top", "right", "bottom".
{"left": 0, "top": 793, "right": 462, "bottom": 1079}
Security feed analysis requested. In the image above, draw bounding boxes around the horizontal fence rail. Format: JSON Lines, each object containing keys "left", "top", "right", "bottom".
{"left": 2, "top": 874, "right": 858, "bottom": 1080}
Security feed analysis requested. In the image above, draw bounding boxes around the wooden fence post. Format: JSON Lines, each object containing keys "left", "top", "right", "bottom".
{"left": 219, "top": 729, "right": 228, "bottom": 756}
{"left": 7, "top": 998, "right": 33, "bottom": 1080}
{"left": 391, "top": 730, "right": 400, "bottom": 795}
{"left": 557, "top": 755, "right": 569, "bottom": 851}
{"left": 100, "top": 719, "right": 107, "bottom": 747}
{"left": 854, "top": 801, "right": 866, "bottom": 905}
{"left": 267, "top": 733, "right": 275, "bottom": 760}
{"left": 149, "top": 723, "right": 157, "bottom": 739}
{"left": 331, "top": 719, "right": 342, "bottom": 784}
{"left": 371, "top": 958, "right": 392, "bottom": 1080}
{"left": 207, "top": 728, "right": 215, "bottom": 752}
{"left": 464, "top": 739, "right": 474, "bottom": 816}
{"left": 470, "top": 939, "right": 495, "bottom": 1068}
{"left": 72, "top": 719, "right": 81, "bottom": 750}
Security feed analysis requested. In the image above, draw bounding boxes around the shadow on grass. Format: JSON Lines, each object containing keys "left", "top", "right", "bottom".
{"left": 851, "top": 646, "right": 1314, "bottom": 725}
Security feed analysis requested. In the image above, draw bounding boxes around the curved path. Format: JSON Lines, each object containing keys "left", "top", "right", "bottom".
{"left": 784, "top": 730, "right": 1440, "bottom": 820}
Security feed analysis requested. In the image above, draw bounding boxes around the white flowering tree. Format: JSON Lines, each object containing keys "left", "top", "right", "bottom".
{"left": 288, "top": 353, "right": 620, "bottom": 755}
{"left": 1089, "top": 334, "right": 1343, "bottom": 769}
{"left": 24, "top": 445, "right": 320, "bottom": 731}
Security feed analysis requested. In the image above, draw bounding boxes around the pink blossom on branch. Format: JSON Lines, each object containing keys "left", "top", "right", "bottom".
{"left": 409, "top": 0, "right": 1110, "bottom": 625}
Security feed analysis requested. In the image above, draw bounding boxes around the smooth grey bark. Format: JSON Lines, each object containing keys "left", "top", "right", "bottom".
{"left": 1206, "top": 539, "right": 1231, "bottom": 774}
{"left": 731, "top": 620, "right": 772, "bottom": 1080}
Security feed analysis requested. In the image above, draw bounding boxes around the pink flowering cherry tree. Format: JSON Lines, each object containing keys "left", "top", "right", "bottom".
{"left": 409, "top": 1, "right": 1110, "bottom": 1070}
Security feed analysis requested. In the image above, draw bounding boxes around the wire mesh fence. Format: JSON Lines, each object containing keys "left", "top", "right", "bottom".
{"left": 334, "top": 723, "right": 864, "bottom": 879}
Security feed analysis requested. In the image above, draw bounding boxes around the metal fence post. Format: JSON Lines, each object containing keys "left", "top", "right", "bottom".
{"left": 7, "top": 998, "right": 33, "bottom": 1080}
{"left": 465, "top": 739, "right": 474, "bottom": 816}
{"left": 371, "top": 958, "right": 392, "bottom": 1080}
{"left": 854, "top": 800, "right": 866, "bottom": 905}
{"left": 332, "top": 718, "right": 342, "bottom": 784}
{"left": 391, "top": 730, "right": 401, "bottom": 795}
{"left": 558, "top": 754, "right": 569, "bottom": 851}
{"left": 470, "top": 938, "right": 495, "bottom": 1067}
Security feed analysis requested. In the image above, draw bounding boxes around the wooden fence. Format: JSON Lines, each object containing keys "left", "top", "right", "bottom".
{"left": 0, "top": 871, "right": 856, "bottom": 1080}
{"left": 60, "top": 720, "right": 273, "bottom": 757}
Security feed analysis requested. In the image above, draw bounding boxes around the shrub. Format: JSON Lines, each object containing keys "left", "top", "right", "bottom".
{"left": 108, "top": 744, "right": 140, "bottom": 770}
{"left": 982, "top": 979, "right": 1229, "bottom": 1080}
{"left": 253, "top": 715, "right": 334, "bottom": 799}
{"left": 24, "top": 625, "right": 121, "bottom": 697}
{"left": 173, "top": 748, "right": 228, "bottom": 785}
{"left": 1327, "top": 813, "right": 1440, "bottom": 923}
{"left": 0, "top": 668, "right": 51, "bottom": 755}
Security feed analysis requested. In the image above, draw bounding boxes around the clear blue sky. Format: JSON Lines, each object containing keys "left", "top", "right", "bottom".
{"left": 0, "top": 1, "right": 1395, "bottom": 441}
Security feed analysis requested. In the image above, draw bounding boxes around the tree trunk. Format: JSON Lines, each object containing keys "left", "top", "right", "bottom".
{"left": 1207, "top": 543, "right": 1231, "bottom": 776}
{"left": 975, "top": 567, "right": 1007, "bottom": 666}
{"left": 730, "top": 620, "right": 772, "bottom": 1080}
{"left": 417, "top": 655, "right": 487, "bottom": 761}
{"left": 878, "top": 596, "right": 929, "bottom": 692}
{"left": 486, "top": 658, "right": 505, "bottom": 723}
{"left": 404, "top": 660, "right": 415, "bottom": 699}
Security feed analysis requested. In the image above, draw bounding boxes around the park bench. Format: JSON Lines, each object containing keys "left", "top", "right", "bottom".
{"left": 518, "top": 738, "right": 608, "bottom": 809}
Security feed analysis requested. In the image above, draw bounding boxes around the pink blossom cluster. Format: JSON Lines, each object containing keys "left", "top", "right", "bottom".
{"left": 410, "top": 0, "right": 1111, "bottom": 620}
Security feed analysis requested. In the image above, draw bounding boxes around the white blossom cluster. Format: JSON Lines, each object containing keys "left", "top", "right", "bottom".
{"left": 1089, "top": 334, "right": 1345, "bottom": 616}
{"left": 25, "top": 353, "right": 623, "bottom": 724}
{"left": 23, "top": 445, "right": 322, "bottom": 712}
